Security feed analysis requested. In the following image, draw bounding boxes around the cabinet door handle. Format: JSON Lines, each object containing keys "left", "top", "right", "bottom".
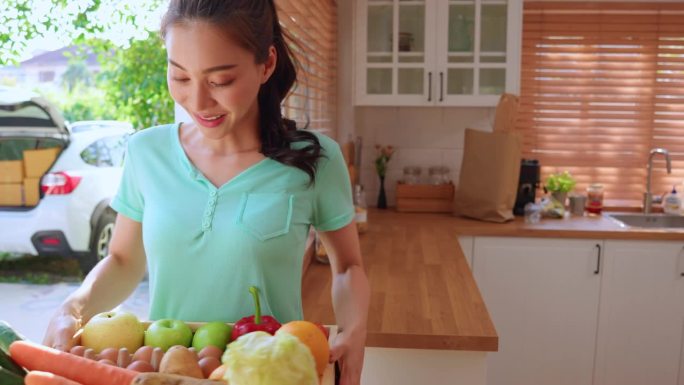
{"left": 594, "top": 244, "right": 601, "bottom": 275}
{"left": 679, "top": 246, "right": 684, "bottom": 277}
{"left": 439, "top": 72, "right": 444, "bottom": 102}
{"left": 428, "top": 72, "right": 433, "bottom": 102}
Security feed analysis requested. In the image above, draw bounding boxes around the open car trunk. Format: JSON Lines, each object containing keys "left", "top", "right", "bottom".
{"left": 0, "top": 90, "right": 69, "bottom": 209}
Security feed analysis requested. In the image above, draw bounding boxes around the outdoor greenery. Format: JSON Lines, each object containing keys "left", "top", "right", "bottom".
{"left": 98, "top": 32, "right": 173, "bottom": 129}
{"left": 1, "top": 0, "right": 171, "bottom": 129}
{"left": 0, "top": 256, "right": 82, "bottom": 284}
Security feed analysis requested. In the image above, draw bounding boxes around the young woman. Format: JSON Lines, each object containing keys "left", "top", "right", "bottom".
{"left": 43, "top": 1, "right": 369, "bottom": 383}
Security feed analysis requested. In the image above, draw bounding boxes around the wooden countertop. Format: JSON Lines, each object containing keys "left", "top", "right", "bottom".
{"left": 452, "top": 211, "right": 684, "bottom": 240}
{"left": 301, "top": 209, "right": 684, "bottom": 352}
{"left": 301, "top": 210, "right": 499, "bottom": 352}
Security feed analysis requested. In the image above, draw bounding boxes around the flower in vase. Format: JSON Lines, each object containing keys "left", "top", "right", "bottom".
{"left": 374, "top": 144, "right": 395, "bottom": 178}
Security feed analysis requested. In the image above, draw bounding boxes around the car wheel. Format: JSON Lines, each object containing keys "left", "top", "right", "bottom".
{"left": 79, "top": 209, "right": 116, "bottom": 274}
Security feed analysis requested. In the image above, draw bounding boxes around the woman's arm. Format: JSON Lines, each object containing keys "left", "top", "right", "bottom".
{"left": 318, "top": 221, "right": 370, "bottom": 385}
{"left": 43, "top": 214, "right": 147, "bottom": 350}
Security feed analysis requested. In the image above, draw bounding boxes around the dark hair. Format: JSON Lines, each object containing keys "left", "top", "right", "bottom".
{"left": 160, "top": 0, "right": 323, "bottom": 183}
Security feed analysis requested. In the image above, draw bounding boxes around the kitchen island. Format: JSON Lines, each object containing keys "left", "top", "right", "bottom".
{"left": 340, "top": 208, "right": 684, "bottom": 385}
{"left": 302, "top": 210, "right": 498, "bottom": 385}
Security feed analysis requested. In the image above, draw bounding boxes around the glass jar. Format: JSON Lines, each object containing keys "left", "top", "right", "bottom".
{"left": 428, "top": 166, "right": 450, "bottom": 185}
{"left": 586, "top": 184, "right": 604, "bottom": 215}
{"left": 402, "top": 166, "right": 422, "bottom": 184}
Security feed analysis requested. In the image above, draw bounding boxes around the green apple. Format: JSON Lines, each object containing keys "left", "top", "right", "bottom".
{"left": 191, "top": 322, "right": 232, "bottom": 351}
{"left": 144, "top": 319, "right": 193, "bottom": 351}
{"left": 81, "top": 311, "right": 144, "bottom": 353}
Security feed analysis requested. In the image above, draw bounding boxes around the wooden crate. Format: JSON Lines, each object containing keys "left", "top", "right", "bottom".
{"left": 396, "top": 183, "right": 455, "bottom": 213}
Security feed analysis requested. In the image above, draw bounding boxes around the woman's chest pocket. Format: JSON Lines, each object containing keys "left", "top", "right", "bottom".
{"left": 237, "top": 192, "right": 294, "bottom": 241}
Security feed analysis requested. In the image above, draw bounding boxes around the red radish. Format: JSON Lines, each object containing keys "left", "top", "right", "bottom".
{"left": 127, "top": 361, "right": 155, "bottom": 373}
{"left": 9, "top": 341, "right": 137, "bottom": 385}
{"left": 69, "top": 346, "right": 86, "bottom": 357}
{"left": 198, "top": 345, "right": 222, "bottom": 360}
{"left": 98, "top": 348, "right": 118, "bottom": 363}
{"left": 150, "top": 348, "right": 164, "bottom": 371}
{"left": 117, "top": 348, "right": 131, "bottom": 368}
{"left": 132, "top": 346, "right": 153, "bottom": 363}
{"left": 83, "top": 349, "right": 96, "bottom": 361}
{"left": 198, "top": 356, "right": 221, "bottom": 379}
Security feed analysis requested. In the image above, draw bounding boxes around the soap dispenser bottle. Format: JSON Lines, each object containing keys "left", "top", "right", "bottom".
{"left": 663, "top": 186, "right": 681, "bottom": 215}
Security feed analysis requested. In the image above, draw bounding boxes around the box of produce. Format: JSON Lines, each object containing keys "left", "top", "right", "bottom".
{"left": 2, "top": 287, "right": 336, "bottom": 385}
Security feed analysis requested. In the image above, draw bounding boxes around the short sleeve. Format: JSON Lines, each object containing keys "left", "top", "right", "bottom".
{"left": 312, "top": 139, "right": 355, "bottom": 231}
{"left": 110, "top": 138, "right": 144, "bottom": 222}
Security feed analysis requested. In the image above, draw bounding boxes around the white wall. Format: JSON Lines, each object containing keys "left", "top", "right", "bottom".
{"left": 356, "top": 107, "right": 495, "bottom": 206}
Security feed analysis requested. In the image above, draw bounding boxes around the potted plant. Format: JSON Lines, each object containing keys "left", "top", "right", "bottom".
{"left": 545, "top": 171, "right": 576, "bottom": 205}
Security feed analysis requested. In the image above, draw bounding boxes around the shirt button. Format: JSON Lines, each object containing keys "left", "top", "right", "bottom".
{"left": 210, "top": 191, "right": 217, "bottom": 197}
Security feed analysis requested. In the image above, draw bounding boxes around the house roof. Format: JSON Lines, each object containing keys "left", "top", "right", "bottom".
{"left": 21, "top": 46, "right": 99, "bottom": 67}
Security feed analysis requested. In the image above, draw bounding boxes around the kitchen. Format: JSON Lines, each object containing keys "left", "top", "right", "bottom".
{"left": 301, "top": 0, "right": 684, "bottom": 385}
{"left": 1, "top": 0, "right": 683, "bottom": 385}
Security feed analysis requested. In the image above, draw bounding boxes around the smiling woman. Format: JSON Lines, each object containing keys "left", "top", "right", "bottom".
{"left": 42, "top": 2, "right": 369, "bottom": 385}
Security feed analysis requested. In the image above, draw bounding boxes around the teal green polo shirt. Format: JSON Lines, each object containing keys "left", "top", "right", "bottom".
{"left": 110, "top": 123, "right": 354, "bottom": 323}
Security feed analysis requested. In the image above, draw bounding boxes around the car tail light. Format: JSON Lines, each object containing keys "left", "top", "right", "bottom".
{"left": 40, "top": 237, "right": 62, "bottom": 246}
{"left": 41, "top": 172, "right": 82, "bottom": 195}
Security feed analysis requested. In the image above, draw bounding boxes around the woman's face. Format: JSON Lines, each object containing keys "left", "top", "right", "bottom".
{"left": 165, "top": 21, "right": 276, "bottom": 140}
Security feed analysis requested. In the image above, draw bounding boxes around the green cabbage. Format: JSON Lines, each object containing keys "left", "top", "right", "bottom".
{"left": 221, "top": 331, "right": 318, "bottom": 385}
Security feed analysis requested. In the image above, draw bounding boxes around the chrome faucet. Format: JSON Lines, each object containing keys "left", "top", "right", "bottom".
{"left": 644, "top": 148, "right": 672, "bottom": 214}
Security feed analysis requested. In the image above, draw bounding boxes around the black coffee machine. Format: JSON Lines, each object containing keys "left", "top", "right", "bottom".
{"left": 514, "top": 159, "right": 540, "bottom": 216}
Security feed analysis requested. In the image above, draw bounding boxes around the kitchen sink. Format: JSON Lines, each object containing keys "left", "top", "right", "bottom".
{"left": 608, "top": 213, "right": 684, "bottom": 229}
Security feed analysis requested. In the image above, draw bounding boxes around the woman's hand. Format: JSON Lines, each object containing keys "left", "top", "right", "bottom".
{"left": 42, "top": 310, "right": 81, "bottom": 351}
{"left": 330, "top": 326, "right": 366, "bottom": 385}
{"left": 318, "top": 223, "right": 370, "bottom": 385}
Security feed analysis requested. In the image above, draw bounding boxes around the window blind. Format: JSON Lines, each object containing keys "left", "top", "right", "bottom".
{"left": 276, "top": 0, "right": 337, "bottom": 135}
{"left": 518, "top": 2, "right": 684, "bottom": 202}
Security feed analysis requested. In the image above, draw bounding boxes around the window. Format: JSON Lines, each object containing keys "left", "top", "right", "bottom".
{"left": 80, "top": 135, "right": 127, "bottom": 167}
{"left": 38, "top": 71, "right": 55, "bottom": 82}
{"left": 518, "top": 2, "right": 684, "bottom": 202}
{"left": 276, "top": 0, "right": 337, "bottom": 134}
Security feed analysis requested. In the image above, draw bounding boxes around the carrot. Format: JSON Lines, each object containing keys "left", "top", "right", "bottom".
{"left": 25, "top": 371, "right": 84, "bottom": 385}
{"left": 9, "top": 341, "right": 137, "bottom": 385}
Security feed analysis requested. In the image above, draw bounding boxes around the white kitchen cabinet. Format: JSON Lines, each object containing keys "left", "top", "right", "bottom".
{"left": 472, "top": 237, "right": 602, "bottom": 385}
{"left": 594, "top": 240, "right": 684, "bottom": 385}
{"left": 355, "top": 0, "right": 522, "bottom": 107}
{"left": 458, "top": 235, "right": 474, "bottom": 268}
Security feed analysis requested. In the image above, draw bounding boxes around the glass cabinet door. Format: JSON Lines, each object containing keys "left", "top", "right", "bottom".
{"left": 440, "top": 0, "right": 508, "bottom": 103}
{"left": 362, "top": 0, "right": 433, "bottom": 104}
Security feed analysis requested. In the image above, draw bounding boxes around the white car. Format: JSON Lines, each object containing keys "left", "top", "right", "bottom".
{"left": 0, "top": 88, "right": 134, "bottom": 273}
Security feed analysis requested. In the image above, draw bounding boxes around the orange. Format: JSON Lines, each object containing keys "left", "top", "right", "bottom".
{"left": 276, "top": 320, "right": 330, "bottom": 377}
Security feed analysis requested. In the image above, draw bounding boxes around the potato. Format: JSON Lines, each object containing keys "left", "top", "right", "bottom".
{"left": 159, "top": 346, "right": 204, "bottom": 379}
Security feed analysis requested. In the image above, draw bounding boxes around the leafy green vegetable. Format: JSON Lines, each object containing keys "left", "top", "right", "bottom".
{"left": 221, "top": 331, "right": 318, "bottom": 385}
{"left": 545, "top": 171, "right": 576, "bottom": 193}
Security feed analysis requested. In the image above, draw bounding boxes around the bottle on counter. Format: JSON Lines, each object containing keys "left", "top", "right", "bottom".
{"left": 663, "top": 186, "right": 681, "bottom": 215}
{"left": 354, "top": 184, "right": 368, "bottom": 233}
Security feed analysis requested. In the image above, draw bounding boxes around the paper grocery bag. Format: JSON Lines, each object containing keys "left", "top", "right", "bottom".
{"left": 454, "top": 128, "right": 522, "bottom": 223}
{"left": 493, "top": 93, "right": 519, "bottom": 132}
